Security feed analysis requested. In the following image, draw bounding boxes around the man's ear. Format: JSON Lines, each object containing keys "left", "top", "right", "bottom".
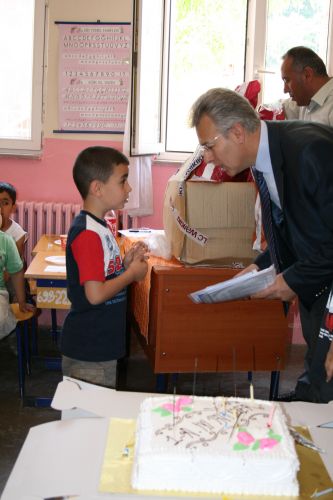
{"left": 303, "top": 65, "right": 314, "bottom": 82}
{"left": 229, "top": 123, "right": 246, "bottom": 144}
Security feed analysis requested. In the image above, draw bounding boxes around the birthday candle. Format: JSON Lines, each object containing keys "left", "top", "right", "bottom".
{"left": 250, "top": 383, "right": 254, "bottom": 400}
{"left": 192, "top": 357, "right": 198, "bottom": 396}
{"left": 222, "top": 397, "right": 226, "bottom": 412}
{"left": 173, "top": 387, "right": 176, "bottom": 428}
{"left": 267, "top": 404, "right": 276, "bottom": 428}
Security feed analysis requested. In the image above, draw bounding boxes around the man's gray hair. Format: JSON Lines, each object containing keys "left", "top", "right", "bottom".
{"left": 189, "top": 88, "right": 260, "bottom": 134}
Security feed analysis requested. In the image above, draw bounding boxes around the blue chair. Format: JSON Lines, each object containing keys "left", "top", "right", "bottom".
{"left": 10, "top": 303, "right": 37, "bottom": 398}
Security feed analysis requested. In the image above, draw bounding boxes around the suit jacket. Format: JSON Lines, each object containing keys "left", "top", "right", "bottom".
{"left": 254, "top": 120, "right": 333, "bottom": 310}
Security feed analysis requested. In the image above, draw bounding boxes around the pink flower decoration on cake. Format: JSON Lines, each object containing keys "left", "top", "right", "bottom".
{"left": 162, "top": 396, "right": 193, "bottom": 413}
{"left": 237, "top": 431, "right": 255, "bottom": 446}
{"left": 259, "top": 438, "right": 279, "bottom": 450}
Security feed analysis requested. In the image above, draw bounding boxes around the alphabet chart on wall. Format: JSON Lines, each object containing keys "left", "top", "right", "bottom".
{"left": 55, "top": 21, "right": 131, "bottom": 134}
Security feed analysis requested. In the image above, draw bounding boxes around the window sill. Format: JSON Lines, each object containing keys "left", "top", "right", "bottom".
{"left": 153, "top": 151, "right": 193, "bottom": 164}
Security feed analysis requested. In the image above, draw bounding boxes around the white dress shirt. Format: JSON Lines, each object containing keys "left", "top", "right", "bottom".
{"left": 254, "top": 121, "right": 281, "bottom": 208}
{"left": 283, "top": 78, "right": 333, "bottom": 126}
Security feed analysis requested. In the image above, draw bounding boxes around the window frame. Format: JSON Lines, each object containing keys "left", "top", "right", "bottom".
{"left": 131, "top": 0, "right": 333, "bottom": 162}
{"left": 0, "top": 0, "right": 45, "bottom": 157}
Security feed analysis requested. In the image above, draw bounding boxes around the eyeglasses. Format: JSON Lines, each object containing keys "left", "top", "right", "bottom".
{"left": 200, "top": 134, "right": 222, "bottom": 152}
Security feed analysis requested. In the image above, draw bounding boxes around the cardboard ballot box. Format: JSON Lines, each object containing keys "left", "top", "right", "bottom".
{"left": 163, "top": 158, "right": 258, "bottom": 265}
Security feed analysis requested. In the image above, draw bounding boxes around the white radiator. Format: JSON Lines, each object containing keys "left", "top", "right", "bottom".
{"left": 14, "top": 201, "right": 81, "bottom": 264}
{"left": 13, "top": 201, "right": 135, "bottom": 265}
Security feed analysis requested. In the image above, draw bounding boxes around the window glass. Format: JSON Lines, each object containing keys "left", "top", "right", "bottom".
{"left": 0, "top": 0, "right": 44, "bottom": 155}
{"left": 0, "top": 0, "right": 34, "bottom": 140}
{"left": 132, "top": 0, "right": 333, "bottom": 158}
{"left": 263, "top": 0, "right": 331, "bottom": 103}
{"left": 166, "top": 0, "right": 247, "bottom": 152}
{"left": 131, "top": 0, "right": 164, "bottom": 155}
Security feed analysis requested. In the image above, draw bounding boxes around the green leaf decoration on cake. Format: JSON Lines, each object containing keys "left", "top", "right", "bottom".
{"left": 153, "top": 407, "right": 171, "bottom": 417}
{"left": 251, "top": 440, "right": 261, "bottom": 451}
{"left": 153, "top": 396, "right": 194, "bottom": 417}
{"left": 233, "top": 442, "right": 249, "bottom": 451}
{"left": 268, "top": 428, "right": 282, "bottom": 441}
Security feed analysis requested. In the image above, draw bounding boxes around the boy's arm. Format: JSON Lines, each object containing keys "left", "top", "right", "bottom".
{"left": 10, "top": 269, "right": 35, "bottom": 313}
{"left": 15, "top": 235, "right": 26, "bottom": 260}
{"left": 84, "top": 255, "right": 148, "bottom": 305}
{"left": 71, "top": 230, "right": 148, "bottom": 306}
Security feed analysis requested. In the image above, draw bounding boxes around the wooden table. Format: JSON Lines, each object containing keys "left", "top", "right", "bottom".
{"left": 31, "top": 234, "right": 64, "bottom": 256}
{"left": 25, "top": 250, "right": 70, "bottom": 310}
{"left": 130, "top": 264, "right": 291, "bottom": 399}
{"left": 24, "top": 239, "right": 68, "bottom": 405}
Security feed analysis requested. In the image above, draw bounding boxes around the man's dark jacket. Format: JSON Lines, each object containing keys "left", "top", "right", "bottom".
{"left": 254, "top": 120, "right": 333, "bottom": 310}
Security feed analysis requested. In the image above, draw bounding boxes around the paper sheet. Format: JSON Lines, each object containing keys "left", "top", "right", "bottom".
{"left": 44, "top": 265, "right": 67, "bottom": 273}
{"left": 189, "top": 265, "right": 276, "bottom": 303}
{"left": 119, "top": 229, "right": 164, "bottom": 238}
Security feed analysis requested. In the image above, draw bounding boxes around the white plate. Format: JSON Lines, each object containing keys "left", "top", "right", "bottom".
{"left": 54, "top": 239, "right": 61, "bottom": 245}
{"left": 45, "top": 255, "right": 66, "bottom": 265}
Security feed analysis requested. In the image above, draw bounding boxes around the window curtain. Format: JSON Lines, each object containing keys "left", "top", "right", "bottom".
{"left": 122, "top": 103, "right": 153, "bottom": 217}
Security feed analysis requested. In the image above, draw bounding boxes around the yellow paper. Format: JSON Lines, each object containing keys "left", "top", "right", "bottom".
{"left": 99, "top": 418, "right": 136, "bottom": 493}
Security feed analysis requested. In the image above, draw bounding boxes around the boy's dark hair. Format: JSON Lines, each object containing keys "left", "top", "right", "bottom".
{"left": 0, "top": 182, "right": 17, "bottom": 204}
{"left": 282, "top": 46, "right": 328, "bottom": 77}
{"left": 73, "top": 146, "right": 129, "bottom": 199}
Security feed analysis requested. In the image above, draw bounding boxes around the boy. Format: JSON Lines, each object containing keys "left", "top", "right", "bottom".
{"left": 61, "top": 146, "right": 148, "bottom": 387}
{"left": 0, "top": 182, "right": 27, "bottom": 259}
{"left": 0, "top": 214, "right": 34, "bottom": 340}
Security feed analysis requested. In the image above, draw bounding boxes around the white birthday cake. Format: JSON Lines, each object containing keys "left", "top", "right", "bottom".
{"left": 131, "top": 396, "right": 299, "bottom": 496}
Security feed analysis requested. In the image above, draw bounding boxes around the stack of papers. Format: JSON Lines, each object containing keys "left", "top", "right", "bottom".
{"left": 189, "top": 265, "right": 276, "bottom": 303}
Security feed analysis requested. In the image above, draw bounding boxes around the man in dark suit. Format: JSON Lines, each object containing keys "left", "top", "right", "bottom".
{"left": 190, "top": 88, "right": 333, "bottom": 403}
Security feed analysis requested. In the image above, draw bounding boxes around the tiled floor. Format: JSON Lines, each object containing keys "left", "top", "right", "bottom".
{"left": 0, "top": 325, "right": 306, "bottom": 495}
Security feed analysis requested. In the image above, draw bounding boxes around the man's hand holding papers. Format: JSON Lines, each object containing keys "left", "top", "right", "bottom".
{"left": 189, "top": 265, "right": 277, "bottom": 304}
{"left": 251, "top": 273, "right": 296, "bottom": 302}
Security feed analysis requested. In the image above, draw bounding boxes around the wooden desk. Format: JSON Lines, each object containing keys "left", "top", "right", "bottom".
{"left": 25, "top": 250, "right": 70, "bottom": 309}
{"left": 131, "top": 265, "right": 290, "bottom": 375}
{"left": 31, "top": 234, "right": 63, "bottom": 256}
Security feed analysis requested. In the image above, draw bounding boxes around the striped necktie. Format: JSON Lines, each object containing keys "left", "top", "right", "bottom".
{"left": 251, "top": 168, "right": 280, "bottom": 273}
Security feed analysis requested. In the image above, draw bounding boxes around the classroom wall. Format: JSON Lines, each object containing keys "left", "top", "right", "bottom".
{"left": 0, "top": 0, "right": 303, "bottom": 342}
{"left": 0, "top": 0, "right": 176, "bottom": 228}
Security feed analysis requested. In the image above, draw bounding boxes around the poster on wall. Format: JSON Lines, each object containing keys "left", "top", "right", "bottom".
{"left": 56, "top": 22, "right": 131, "bottom": 134}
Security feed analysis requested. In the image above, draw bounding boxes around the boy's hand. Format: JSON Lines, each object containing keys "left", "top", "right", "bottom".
{"left": 124, "top": 241, "right": 149, "bottom": 268}
{"left": 128, "top": 254, "right": 148, "bottom": 282}
{"left": 18, "top": 302, "right": 35, "bottom": 314}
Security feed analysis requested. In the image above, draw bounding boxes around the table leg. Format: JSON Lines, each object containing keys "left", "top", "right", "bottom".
{"left": 269, "top": 371, "right": 280, "bottom": 400}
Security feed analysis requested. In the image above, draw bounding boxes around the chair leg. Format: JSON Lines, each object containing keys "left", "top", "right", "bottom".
{"left": 156, "top": 374, "right": 168, "bottom": 393}
{"left": 50, "top": 308, "right": 58, "bottom": 342}
{"left": 31, "top": 316, "right": 38, "bottom": 356}
{"left": 16, "top": 324, "right": 25, "bottom": 399}
{"left": 23, "top": 320, "right": 31, "bottom": 375}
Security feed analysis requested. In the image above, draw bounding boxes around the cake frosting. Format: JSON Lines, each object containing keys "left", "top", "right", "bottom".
{"left": 131, "top": 396, "right": 299, "bottom": 496}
